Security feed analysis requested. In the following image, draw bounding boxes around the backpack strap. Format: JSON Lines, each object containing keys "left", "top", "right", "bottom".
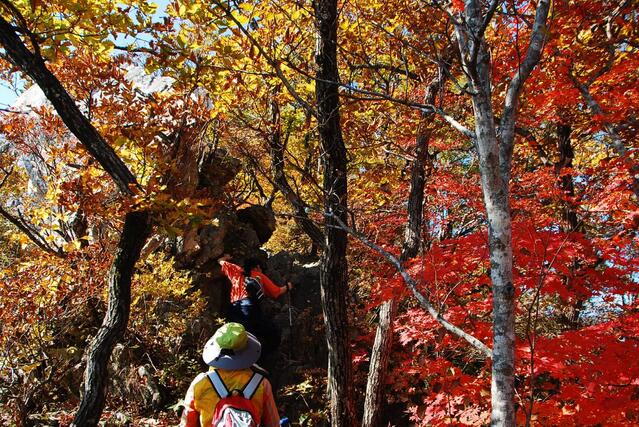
{"left": 250, "top": 364, "right": 269, "bottom": 378}
{"left": 241, "top": 372, "right": 264, "bottom": 399}
{"left": 207, "top": 370, "right": 229, "bottom": 399}
{"left": 245, "top": 276, "right": 265, "bottom": 301}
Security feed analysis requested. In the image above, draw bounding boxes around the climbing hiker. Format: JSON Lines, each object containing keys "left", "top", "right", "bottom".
{"left": 218, "top": 254, "right": 293, "bottom": 360}
{"left": 180, "top": 322, "right": 281, "bottom": 427}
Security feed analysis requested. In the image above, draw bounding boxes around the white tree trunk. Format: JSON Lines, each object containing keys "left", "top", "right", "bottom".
{"left": 454, "top": 1, "right": 550, "bottom": 425}
{"left": 472, "top": 94, "right": 516, "bottom": 427}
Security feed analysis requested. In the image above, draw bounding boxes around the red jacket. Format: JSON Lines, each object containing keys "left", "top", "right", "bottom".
{"left": 219, "top": 260, "right": 286, "bottom": 303}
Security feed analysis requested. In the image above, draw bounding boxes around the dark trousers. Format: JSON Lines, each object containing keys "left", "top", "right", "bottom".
{"left": 228, "top": 299, "right": 281, "bottom": 359}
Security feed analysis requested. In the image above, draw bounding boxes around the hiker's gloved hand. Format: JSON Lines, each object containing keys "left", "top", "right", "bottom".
{"left": 286, "top": 282, "right": 294, "bottom": 292}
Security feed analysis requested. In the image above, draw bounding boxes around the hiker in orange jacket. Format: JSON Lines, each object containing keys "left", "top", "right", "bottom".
{"left": 218, "top": 254, "right": 293, "bottom": 359}
{"left": 180, "top": 322, "right": 280, "bottom": 427}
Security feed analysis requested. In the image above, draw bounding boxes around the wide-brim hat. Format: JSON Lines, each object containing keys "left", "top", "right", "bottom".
{"left": 202, "top": 322, "right": 261, "bottom": 370}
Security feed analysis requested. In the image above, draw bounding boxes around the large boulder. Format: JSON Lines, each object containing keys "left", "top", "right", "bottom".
{"left": 170, "top": 208, "right": 271, "bottom": 316}
{"left": 236, "top": 205, "right": 276, "bottom": 244}
{"left": 260, "top": 252, "right": 326, "bottom": 390}
{"left": 197, "top": 148, "right": 241, "bottom": 195}
{"left": 164, "top": 133, "right": 240, "bottom": 199}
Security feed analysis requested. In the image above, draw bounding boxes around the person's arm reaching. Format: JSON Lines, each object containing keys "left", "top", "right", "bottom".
{"left": 255, "top": 271, "right": 294, "bottom": 298}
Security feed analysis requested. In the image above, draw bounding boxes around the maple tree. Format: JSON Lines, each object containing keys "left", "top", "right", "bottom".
{"left": 1, "top": 0, "right": 638, "bottom": 426}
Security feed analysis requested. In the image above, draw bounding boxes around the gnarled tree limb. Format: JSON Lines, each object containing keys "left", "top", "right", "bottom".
{"left": 0, "top": 15, "right": 137, "bottom": 194}
{"left": 71, "top": 211, "right": 151, "bottom": 426}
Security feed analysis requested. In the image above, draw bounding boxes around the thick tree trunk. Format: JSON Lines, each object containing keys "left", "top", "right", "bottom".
{"left": 362, "top": 70, "right": 443, "bottom": 427}
{"left": 361, "top": 299, "right": 395, "bottom": 427}
{"left": 71, "top": 211, "right": 151, "bottom": 427}
{"left": 467, "top": 43, "right": 517, "bottom": 426}
{"left": 472, "top": 95, "right": 516, "bottom": 427}
{"left": 460, "top": 12, "right": 517, "bottom": 423}
{"left": 402, "top": 122, "right": 431, "bottom": 258}
{"left": 313, "top": 0, "right": 356, "bottom": 425}
{"left": 453, "top": 2, "right": 550, "bottom": 425}
{"left": 484, "top": 185, "right": 515, "bottom": 427}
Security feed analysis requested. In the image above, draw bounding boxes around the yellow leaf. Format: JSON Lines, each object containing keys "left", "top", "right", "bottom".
{"left": 22, "top": 362, "right": 41, "bottom": 374}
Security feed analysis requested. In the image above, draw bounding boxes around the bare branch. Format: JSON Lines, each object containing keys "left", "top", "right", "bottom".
{"left": 0, "top": 165, "right": 13, "bottom": 188}
{"left": 569, "top": 73, "right": 627, "bottom": 156}
{"left": 328, "top": 212, "right": 492, "bottom": 358}
{"left": 604, "top": 0, "right": 630, "bottom": 42}
{"left": 494, "top": 116, "right": 551, "bottom": 166}
{"left": 113, "top": 44, "right": 157, "bottom": 54}
{"left": 469, "top": 0, "right": 502, "bottom": 70}
{"left": 347, "top": 62, "right": 421, "bottom": 81}
{"left": 478, "top": 0, "right": 501, "bottom": 38}
{"left": 0, "top": 107, "right": 27, "bottom": 115}
{"left": 0, "top": 205, "right": 64, "bottom": 257}
{"left": 291, "top": 56, "right": 476, "bottom": 140}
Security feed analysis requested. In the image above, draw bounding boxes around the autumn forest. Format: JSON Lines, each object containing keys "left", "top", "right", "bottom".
{"left": 0, "top": 0, "right": 638, "bottom": 426}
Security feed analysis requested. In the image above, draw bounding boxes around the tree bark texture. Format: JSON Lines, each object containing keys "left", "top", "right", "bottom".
{"left": 0, "top": 16, "right": 137, "bottom": 194}
{"left": 473, "top": 88, "right": 516, "bottom": 427}
{"left": 313, "top": 0, "right": 356, "bottom": 425}
{"left": 71, "top": 211, "right": 151, "bottom": 427}
{"left": 401, "top": 103, "right": 435, "bottom": 259}
{"left": 454, "top": 1, "right": 550, "bottom": 425}
{"left": 361, "top": 299, "right": 394, "bottom": 427}
{"left": 362, "top": 69, "right": 444, "bottom": 427}
{"left": 553, "top": 123, "right": 586, "bottom": 326}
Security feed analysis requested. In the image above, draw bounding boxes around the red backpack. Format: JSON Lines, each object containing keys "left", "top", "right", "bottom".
{"left": 207, "top": 370, "right": 264, "bottom": 427}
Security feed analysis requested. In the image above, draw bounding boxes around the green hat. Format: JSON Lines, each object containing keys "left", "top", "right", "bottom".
{"left": 202, "top": 323, "right": 261, "bottom": 369}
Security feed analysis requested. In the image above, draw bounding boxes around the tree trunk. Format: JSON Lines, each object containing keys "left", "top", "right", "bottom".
{"left": 362, "top": 69, "right": 443, "bottom": 427}
{"left": 554, "top": 123, "right": 580, "bottom": 232}
{"left": 473, "top": 94, "right": 516, "bottom": 427}
{"left": 401, "top": 120, "right": 431, "bottom": 258}
{"left": 461, "top": 12, "right": 516, "bottom": 424}
{"left": 453, "top": 2, "right": 550, "bottom": 424}
{"left": 553, "top": 123, "right": 586, "bottom": 326}
{"left": 313, "top": 0, "right": 356, "bottom": 425}
{"left": 361, "top": 299, "right": 395, "bottom": 427}
{"left": 484, "top": 175, "right": 515, "bottom": 427}
{"left": 71, "top": 210, "right": 151, "bottom": 427}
